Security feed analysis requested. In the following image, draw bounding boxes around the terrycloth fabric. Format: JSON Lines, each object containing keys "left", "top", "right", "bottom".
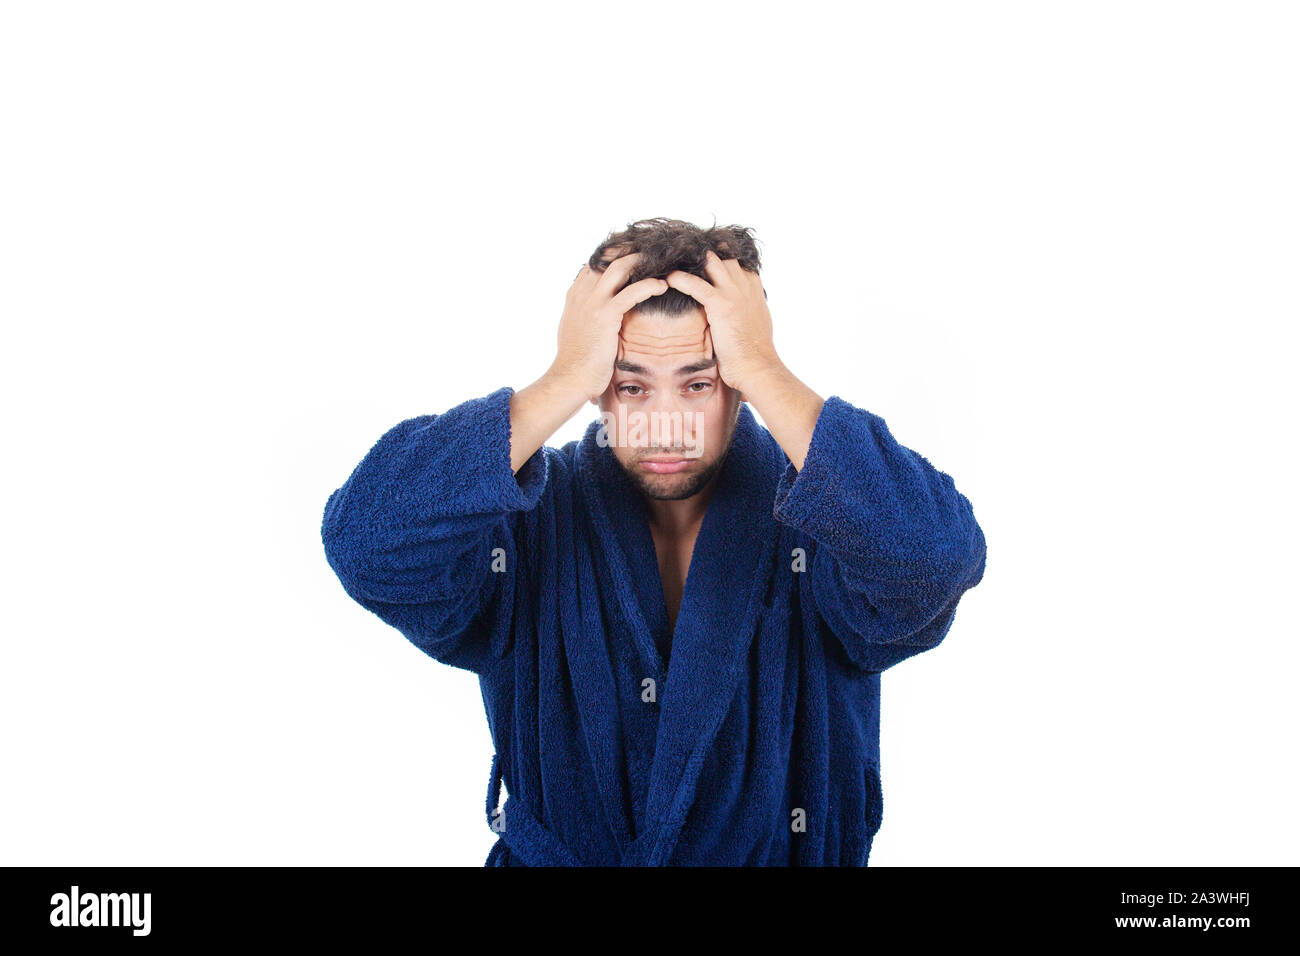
{"left": 321, "top": 387, "right": 987, "bottom": 866}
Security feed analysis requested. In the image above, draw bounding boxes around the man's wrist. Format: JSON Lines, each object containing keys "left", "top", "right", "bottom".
{"left": 539, "top": 365, "right": 594, "bottom": 416}
{"left": 735, "top": 353, "right": 792, "bottom": 401}
{"left": 738, "top": 359, "right": 824, "bottom": 472}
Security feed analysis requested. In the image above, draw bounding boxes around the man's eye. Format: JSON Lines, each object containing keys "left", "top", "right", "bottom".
{"left": 687, "top": 382, "right": 712, "bottom": 392}
{"left": 619, "top": 384, "right": 643, "bottom": 396}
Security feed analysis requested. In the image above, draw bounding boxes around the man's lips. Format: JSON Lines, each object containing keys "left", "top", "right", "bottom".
{"left": 639, "top": 456, "right": 693, "bottom": 474}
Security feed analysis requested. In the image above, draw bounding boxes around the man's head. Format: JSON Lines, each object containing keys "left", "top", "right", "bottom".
{"left": 586, "top": 218, "right": 762, "bottom": 501}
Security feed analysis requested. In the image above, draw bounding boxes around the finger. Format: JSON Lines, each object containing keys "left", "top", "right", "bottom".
{"left": 594, "top": 251, "right": 647, "bottom": 299}
{"left": 733, "top": 258, "right": 761, "bottom": 286}
{"left": 607, "top": 276, "right": 668, "bottom": 316}
{"left": 570, "top": 245, "right": 631, "bottom": 298}
{"left": 663, "top": 269, "right": 719, "bottom": 307}
{"left": 569, "top": 263, "right": 602, "bottom": 299}
{"left": 703, "top": 250, "right": 740, "bottom": 292}
{"left": 703, "top": 324, "right": 714, "bottom": 361}
{"left": 599, "top": 242, "right": 632, "bottom": 265}
{"left": 617, "top": 334, "right": 625, "bottom": 363}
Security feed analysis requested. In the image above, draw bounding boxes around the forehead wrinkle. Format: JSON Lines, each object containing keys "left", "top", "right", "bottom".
{"left": 620, "top": 330, "right": 706, "bottom": 344}
{"left": 621, "top": 344, "right": 707, "bottom": 357}
{"left": 614, "top": 356, "right": 717, "bottom": 376}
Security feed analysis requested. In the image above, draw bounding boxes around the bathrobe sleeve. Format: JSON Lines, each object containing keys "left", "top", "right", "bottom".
{"left": 772, "top": 396, "right": 987, "bottom": 673}
{"left": 320, "top": 386, "right": 549, "bottom": 674}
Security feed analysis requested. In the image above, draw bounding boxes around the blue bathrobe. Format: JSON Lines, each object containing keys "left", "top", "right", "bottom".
{"left": 321, "top": 386, "right": 986, "bottom": 866}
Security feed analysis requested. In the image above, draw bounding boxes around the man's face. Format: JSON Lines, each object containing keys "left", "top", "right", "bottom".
{"left": 595, "top": 305, "right": 741, "bottom": 501}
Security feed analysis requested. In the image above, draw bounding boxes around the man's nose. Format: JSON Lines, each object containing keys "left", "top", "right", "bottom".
{"left": 642, "top": 391, "right": 695, "bottom": 449}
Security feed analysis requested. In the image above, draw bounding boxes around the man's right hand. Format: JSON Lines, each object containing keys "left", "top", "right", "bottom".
{"left": 508, "top": 248, "right": 667, "bottom": 474}
{"left": 550, "top": 249, "right": 668, "bottom": 402}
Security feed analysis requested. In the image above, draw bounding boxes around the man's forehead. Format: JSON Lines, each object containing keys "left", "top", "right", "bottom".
{"left": 619, "top": 308, "right": 710, "bottom": 368}
{"left": 622, "top": 307, "right": 706, "bottom": 337}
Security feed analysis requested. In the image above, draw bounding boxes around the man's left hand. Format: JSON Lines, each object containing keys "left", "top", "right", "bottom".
{"left": 664, "top": 250, "right": 781, "bottom": 394}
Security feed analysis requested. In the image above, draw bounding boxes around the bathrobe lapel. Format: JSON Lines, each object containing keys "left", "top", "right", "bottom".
{"left": 574, "top": 403, "right": 782, "bottom": 865}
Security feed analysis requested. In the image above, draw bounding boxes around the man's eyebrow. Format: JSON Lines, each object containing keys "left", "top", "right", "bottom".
{"left": 613, "top": 356, "right": 718, "bottom": 376}
{"left": 674, "top": 357, "right": 718, "bottom": 375}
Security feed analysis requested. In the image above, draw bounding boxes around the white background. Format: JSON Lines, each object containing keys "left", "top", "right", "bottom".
{"left": 2, "top": 1, "right": 1296, "bottom": 866}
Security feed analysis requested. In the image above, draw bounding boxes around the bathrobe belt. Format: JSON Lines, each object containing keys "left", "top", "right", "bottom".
{"left": 485, "top": 753, "right": 661, "bottom": 867}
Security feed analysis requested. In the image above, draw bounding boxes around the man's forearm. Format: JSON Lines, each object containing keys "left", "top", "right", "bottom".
{"left": 741, "top": 360, "right": 825, "bottom": 472}
{"left": 509, "top": 368, "right": 589, "bottom": 473}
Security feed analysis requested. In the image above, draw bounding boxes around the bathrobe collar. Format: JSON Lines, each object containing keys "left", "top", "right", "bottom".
{"left": 574, "top": 401, "right": 783, "bottom": 864}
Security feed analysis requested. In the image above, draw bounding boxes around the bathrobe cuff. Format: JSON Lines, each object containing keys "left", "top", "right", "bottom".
{"left": 321, "top": 385, "right": 556, "bottom": 671}
{"left": 484, "top": 385, "right": 550, "bottom": 512}
{"left": 374, "top": 384, "right": 550, "bottom": 519}
{"left": 771, "top": 395, "right": 983, "bottom": 580}
{"left": 771, "top": 396, "right": 844, "bottom": 531}
{"left": 418, "top": 384, "right": 550, "bottom": 516}
{"left": 321, "top": 385, "right": 549, "bottom": 601}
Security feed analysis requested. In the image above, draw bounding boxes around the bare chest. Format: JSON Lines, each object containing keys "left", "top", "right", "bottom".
{"left": 649, "top": 526, "right": 700, "bottom": 634}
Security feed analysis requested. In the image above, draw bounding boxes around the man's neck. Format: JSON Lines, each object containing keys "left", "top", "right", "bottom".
{"left": 643, "top": 474, "right": 718, "bottom": 535}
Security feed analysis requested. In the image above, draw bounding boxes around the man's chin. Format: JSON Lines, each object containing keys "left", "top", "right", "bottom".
{"left": 626, "top": 461, "right": 719, "bottom": 501}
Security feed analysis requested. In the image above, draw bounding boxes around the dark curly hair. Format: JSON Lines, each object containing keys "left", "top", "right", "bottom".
{"left": 587, "top": 216, "right": 765, "bottom": 317}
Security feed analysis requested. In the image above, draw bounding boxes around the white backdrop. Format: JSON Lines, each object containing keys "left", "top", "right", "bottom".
{"left": 2, "top": 0, "right": 1296, "bottom": 866}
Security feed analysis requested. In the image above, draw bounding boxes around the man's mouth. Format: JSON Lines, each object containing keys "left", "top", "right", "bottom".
{"left": 639, "top": 455, "right": 693, "bottom": 474}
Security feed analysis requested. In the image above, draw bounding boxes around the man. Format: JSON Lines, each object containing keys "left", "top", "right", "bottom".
{"left": 321, "top": 218, "right": 987, "bottom": 866}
